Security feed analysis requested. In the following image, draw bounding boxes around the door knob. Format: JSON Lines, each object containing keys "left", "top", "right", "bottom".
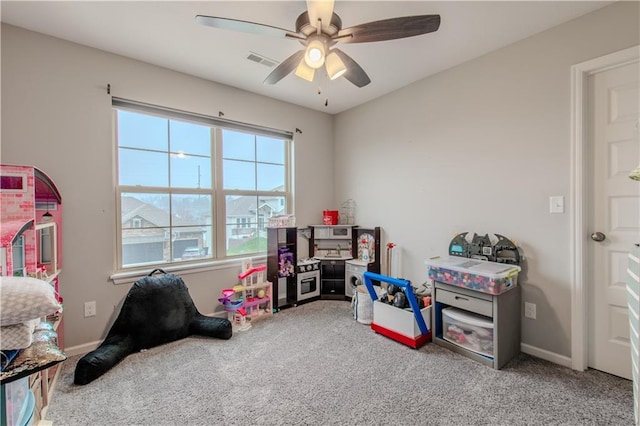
{"left": 590, "top": 232, "right": 606, "bottom": 242}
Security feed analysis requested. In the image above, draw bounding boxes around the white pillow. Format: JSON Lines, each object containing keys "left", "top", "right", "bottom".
{"left": 0, "top": 276, "right": 61, "bottom": 326}
{"left": 0, "top": 318, "right": 40, "bottom": 350}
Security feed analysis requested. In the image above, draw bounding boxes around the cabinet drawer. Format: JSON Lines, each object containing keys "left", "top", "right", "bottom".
{"left": 437, "top": 288, "right": 493, "bottom": 317}
{"left": 321, "top": 279, "right": 345, "bottom": 295}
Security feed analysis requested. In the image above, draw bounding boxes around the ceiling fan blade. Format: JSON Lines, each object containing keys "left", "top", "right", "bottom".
{"left": 264, "top": 50, "right": 306, "bottom": 85}
{"left": 307, "top": 0, "right": 335, "bottom": 33}
{"left": 196, "top": 15, "right": 304, "bottom": 40}
{"left": 332, "top": 49, "right": 371, "bottom": 88}
{"left": 336, "top": 15, "right": 441, "bottom": 44}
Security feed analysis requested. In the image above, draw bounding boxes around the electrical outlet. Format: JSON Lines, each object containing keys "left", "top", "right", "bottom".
{"left": 524, "top": 302, "right": 536, "bottom": 319}
{"left": 84, "top": 301, "right": 96, "bottom": 317}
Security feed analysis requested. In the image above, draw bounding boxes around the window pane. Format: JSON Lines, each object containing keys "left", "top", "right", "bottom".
{"left": 171, "top": 194, "right": 212, "bottom": 261}
{"left": 119, "top": 148, "right": 168, "bottom": 187}
{"left": 118, "top": 110, "right": 168, "bottom": 151}
{"left": 257, "top": 163, "right": 285, "bottom": 191}
{"left": 222, "top": 130, "right": 254, "bottom": 161}
{"left": 257, "top": 136, "right": 285, "bottom": 164}
{"left": 121, "top": 193, "right": 171, "bottom": 267}
{"left": 170, "top": 154, "right": 212, "bottom": 189}
{"left": 171, "top": 194, "right": 212, "bottom": 227}
{"left": 225, "top": 195, "right": 266, "bottom": 256}
{"left": 223, "top": 159, "right": 255, "bottom": 190}
{"left": 172, "top": 225, "right": 213, "bottom": 261}
{"left": 121, "top": 193, "right": 170, "bottom": 228}
{"left": 259, "top": 195, "right": 286, "bottom": 218}
{"left": 122, "top": 228, "right": 168, "bottom": 267}
{"left": 170, "top": 120, "right": 211, "bottom": 157}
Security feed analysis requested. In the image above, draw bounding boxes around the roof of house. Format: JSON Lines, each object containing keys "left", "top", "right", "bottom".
{"left": 121, "top": 197, "right": 204, "bottom": 233}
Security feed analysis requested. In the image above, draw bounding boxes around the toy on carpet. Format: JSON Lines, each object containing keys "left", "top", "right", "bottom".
{"left": 219, "top": 262, "right": 272, "bottom": 331}
{"left": 379, "top": 281, "right": 430, "bottom": 311}
{"left": 219, "top": 285, "right": 251, "bottom": 332}
{"left": 74, "top": 269, "right": 232, "bottom": 385}
{"left": 364, "top": 271, "right": 431, "bottom": 349}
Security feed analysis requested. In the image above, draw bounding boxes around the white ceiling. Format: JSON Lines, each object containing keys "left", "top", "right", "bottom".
{"left": 1, "top": 1, "right": 613, "bottom": 114}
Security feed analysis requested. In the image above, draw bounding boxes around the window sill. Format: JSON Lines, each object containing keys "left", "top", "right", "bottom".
{"left": 110, "top": 255, "right": 267, "bottom": 286}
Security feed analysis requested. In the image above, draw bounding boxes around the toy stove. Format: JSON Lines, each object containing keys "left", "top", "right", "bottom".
{"left": 296, "top": 258, "right": 320, "bottom": 302}
{"left": 296, "top": 258, "right": 320, "bottom": 273}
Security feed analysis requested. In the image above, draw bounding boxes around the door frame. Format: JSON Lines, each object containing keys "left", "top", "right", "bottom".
{"left": 570, "top": 45, "right": 640, "bottom": 371}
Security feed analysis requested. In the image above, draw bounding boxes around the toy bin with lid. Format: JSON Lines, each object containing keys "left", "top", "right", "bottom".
{"left": 425, "top": 256, "right": 520, "bottom": 295}
{"left": 442, "top": 307, "right": 494, "bottom": 358}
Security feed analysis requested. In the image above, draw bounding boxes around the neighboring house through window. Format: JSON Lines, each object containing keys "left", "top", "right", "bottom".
{"left": 113, "top": 98, "right": 293, "bottom": 270}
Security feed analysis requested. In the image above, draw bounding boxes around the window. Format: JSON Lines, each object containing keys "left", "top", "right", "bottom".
{"left": 12, "top": 236, "right": 25, "bottom": 277}
{"left": 114, "top": 99, "right": 293, "bottom": 270}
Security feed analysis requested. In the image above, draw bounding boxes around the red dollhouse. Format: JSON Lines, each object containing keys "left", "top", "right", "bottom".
{"left": 0, "top": 165, "right": 62, "bottom": 297}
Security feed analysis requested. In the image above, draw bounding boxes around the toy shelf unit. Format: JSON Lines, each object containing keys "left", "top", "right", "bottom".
{"left": 220, "top": 261, "right": 273, "bottom": 331}
{"left": 237, "top": 262, "right": 273, "bottom": 323}
{"left": 426, "top": 256, "right": 521, "bottom": 369}
{"left": 267, "top": 227, "right": 297, "bottom": 310}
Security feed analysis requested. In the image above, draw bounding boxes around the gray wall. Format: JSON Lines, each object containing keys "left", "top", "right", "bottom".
{"left": 333, "top": 1, "right": 639, "bottom": 358}
{"left": 1, "top": 24, "right": 333, "bottom": 350}
{"left": 1, "top": 1, "right": 638, "bottom": 362}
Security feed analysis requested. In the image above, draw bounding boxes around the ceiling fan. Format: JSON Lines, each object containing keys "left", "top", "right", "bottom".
{"left": 196, "top": 0, "right": 440, "bottom": 88}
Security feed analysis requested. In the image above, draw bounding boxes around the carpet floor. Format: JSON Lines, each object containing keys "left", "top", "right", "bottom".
{"left": 46, "top": 300, "right": 634, "bottom": 425}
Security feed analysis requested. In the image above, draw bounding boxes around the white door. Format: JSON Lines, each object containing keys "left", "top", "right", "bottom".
{"left": 587, "top": 59, "right": 639, "bottom": 380}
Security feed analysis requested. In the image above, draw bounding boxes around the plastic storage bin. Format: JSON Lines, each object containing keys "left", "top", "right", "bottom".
{"left": 442, "top": 307, "right": 494, "bottom": 358}
{"left": 425, "top": 256, "right": 520, "bottom": 295}
{"left": 1, "top": 377, "right": 35, "bottom": 426}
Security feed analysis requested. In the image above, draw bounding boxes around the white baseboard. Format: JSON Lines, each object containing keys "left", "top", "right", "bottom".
{"left": 64, "top": 340, "right": 102, "bottom": 357}
{"left": 64, "top": 313, "right": 228, "bottom": 357}
{"left": 521, "top": 342, "right": 573, "bottom": 369}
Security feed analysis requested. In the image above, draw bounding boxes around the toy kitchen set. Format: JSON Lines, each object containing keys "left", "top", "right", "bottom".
{"left": 308, "top": 224, "right": 381, "bottom": 300}
{"left": 266, "top": 213, "right": 381, "bottom": 308}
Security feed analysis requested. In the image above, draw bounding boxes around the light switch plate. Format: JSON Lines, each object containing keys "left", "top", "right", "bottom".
{"left": 549, "top": 196, "right": 564, "bottom": 213}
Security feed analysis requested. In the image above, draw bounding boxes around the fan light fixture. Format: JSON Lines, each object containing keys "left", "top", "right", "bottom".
{"left": 304, "top": 39, "right": 325, "bottom": 69}
{"left": 325, "top": 52, "right": 346, "bottom": 80}
{"left": 196, "top": 4, "right": 441, "bottom": 88}
{"left": 295, "top": 60, "right": 315, "bottom": 82}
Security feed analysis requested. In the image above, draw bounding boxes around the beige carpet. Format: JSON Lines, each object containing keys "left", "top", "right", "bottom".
{"left": 46, "top": 300, "right": 634, "bottom": 425}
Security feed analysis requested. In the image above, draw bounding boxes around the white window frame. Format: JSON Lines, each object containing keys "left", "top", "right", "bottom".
{"left": 112, "top": 98, "right": 293, "bottom": 274}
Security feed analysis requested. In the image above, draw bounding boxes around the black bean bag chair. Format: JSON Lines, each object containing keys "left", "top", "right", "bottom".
{"left": 74, "top": 270, "right": 232, "bottom": 385}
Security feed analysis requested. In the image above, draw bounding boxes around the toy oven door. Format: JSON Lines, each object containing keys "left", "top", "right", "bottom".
{"left": 297, "top": 270, "right": 320, "bottom": 301}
